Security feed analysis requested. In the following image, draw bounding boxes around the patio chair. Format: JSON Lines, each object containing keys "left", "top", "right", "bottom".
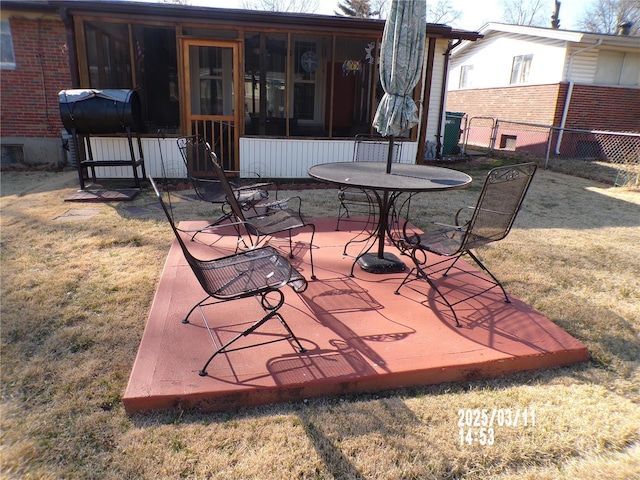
{"left": 176, "top": 135, "right": 273, "bottom": 240}
{"left": 209, "top": 150, "right": 317, "bottom": 280}
{"left": 335, "top": 134, "right": 402, "bottom": 231}
{"left": 394, "top": 163, "right": 537, "bottom": 327}
{"left": 149, "top": 175, "right": 307, "bottom": 376}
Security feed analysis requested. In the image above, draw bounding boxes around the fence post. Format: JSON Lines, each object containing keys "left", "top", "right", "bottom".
{"left": 545, "top": 127, "right": 555, "bottom": 169}
{"left": 489, "top": 119, "right": 498, "bottom": 153}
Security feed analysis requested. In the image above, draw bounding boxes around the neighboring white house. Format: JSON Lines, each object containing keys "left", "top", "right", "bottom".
{"left": 446, "top": 23, "right": 640, "bottom": 134}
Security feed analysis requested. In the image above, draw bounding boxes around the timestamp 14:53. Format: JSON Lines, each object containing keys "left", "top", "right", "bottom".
{"left": 459, "top": 427, "right": 495, "bottom": 446}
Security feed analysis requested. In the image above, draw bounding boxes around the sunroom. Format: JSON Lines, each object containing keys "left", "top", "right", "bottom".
{"left": 63, "top": 2, "right": 480, "bottom": 180}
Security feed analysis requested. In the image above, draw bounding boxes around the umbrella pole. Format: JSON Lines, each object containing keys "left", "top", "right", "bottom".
{"left": 386, "top": 135, "right": 395, "bottom": 174}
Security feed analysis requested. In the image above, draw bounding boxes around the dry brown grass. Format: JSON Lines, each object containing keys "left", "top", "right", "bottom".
{"left": 1, "top": 161, "right": 639, "bottom": 479}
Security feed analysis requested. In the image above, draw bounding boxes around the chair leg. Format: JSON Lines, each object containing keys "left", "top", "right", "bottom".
{"left": 284, "top": 225, "right": 316, "bottom": 281}
{"left": 395, "top": 267, "right": 462, "bottom": 328}
{"left": 185, "top": 211, "right": 234, "bottom": 241}
{"left": 198, "top": 307, "right": 282, "bottom": 376}
{"left": 287, "top": 230, "right": 294, "bottom": 258}
{"left": 182, "top": 294, "right": 212, "bottom": 324}
{"left": 275, "top": 313, "right": 306, "bottom": 353}
{"left": 464, "top": 250, "right": 510, "bottom": 303}
{"left": 196, "top": 289, "right": 305, "bottom": 376}
{"left": 307, "top": 223, "right": 316, "bottom": 280}
{"left": 336, "top": 203, "right": 346, "bottom": 231}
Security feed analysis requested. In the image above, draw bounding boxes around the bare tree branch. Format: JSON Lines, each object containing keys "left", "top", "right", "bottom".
{"left": 500, "top": 0, "right": 551, "bottom": 26}
{"left": 241, "top": 0, "right": 320, "bottom": 13}
{"left": 577, "top": 0, "right": 640, "bottom": 34}
{"left": 428, "top": 0, "right": 462, "bottom": 25}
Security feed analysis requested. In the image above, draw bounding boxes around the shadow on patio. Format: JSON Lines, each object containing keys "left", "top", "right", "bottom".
{"left": 123, "top": 217, "right": 588, "bottom": 413}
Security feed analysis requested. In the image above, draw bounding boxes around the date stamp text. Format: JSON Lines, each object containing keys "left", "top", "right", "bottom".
{"left": 457, "top": 407, "right": 536, "bottom": 446}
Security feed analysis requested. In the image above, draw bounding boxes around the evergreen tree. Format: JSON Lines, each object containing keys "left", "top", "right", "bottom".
{"left": 335, "top": 0, "right": 379, "bottom": 18}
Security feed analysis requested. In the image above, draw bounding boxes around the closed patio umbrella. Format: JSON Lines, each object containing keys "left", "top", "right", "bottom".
{"left": 373, "top": 0, "right": 426, "bottom": 173}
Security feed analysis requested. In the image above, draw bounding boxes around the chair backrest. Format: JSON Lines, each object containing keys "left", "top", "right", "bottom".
{"left": 177, "top": 135, "right": 208, "bottom": 174}
{"left": 208, "top": 147, "right": 248, "bottom": 222}
{"left": 149, "top": 175, "right": 201, "bottom": 267}
{"left": 176, "top": 135, "right": 227, "bottom": 203}
{"left": 461, "top": 163, "right": 537, "bottom": 250}
{"left": 353, "top": 134, "right": 402, "bottom": 163}
{"left": 150, "top": 175, "right": 294, "bottom": 298}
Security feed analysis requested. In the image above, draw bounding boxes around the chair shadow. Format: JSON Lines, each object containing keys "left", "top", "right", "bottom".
{"left": 291, "top": 277, "right": 417, "bottom": 376}
{"left": 394, "top": 265, "right": 582, "bottom": 356}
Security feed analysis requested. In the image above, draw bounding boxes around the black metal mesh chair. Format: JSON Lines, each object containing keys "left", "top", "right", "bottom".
{"left": 208, "top": 148, "right": 317, "bottom": 280}
{"left": 176, "top": 135, "right": 273, "bottom": 240}
{"left": 395, "top": 163, "right": 537, "bottom": 327}
{"left": 149, "top": 175, "right": 307, "bottom": 376}
{"left": 335, "top": 134, "right": 402, "bottom": 231}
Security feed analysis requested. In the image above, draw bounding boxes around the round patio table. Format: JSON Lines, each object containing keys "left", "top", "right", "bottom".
{"left": 308, "top": 162, "right": 472, "bottom": 274}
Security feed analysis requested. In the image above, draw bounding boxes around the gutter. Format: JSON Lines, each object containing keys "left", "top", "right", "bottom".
{"left": 556, "top": 39, "right": 602, "bottom": 154}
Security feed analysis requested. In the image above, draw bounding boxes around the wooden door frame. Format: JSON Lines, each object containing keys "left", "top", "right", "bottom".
{"left": 181, "top": 38, "right": 242, "bottom": 173}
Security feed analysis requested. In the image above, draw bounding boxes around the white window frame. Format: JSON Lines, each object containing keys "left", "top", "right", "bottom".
{"left": 510, "top": 54, "right": 533, "bottom": 85}
{"left": 1, "top": 19, "right": 16, "bottom": 70}
{"left": 459, "top": 64, "right": 474, "bottom": 88}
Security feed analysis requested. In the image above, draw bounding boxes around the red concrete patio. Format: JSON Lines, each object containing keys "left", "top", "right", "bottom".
{"left": 123, "top": 217, "right": 588, "bottom": 413}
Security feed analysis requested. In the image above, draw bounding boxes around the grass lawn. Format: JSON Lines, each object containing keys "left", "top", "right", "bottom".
{"left": 1, "top": 160, "right": 639, "bottom": 479}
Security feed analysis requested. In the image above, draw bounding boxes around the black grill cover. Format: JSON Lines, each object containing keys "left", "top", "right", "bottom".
{"left": 58, "top": 89, "right": 141, "bottom": 134}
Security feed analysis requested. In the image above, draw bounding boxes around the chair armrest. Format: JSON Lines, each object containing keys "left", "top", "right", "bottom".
{"left": 260, "top": 195, "right": 303, "bottom": 211}
{"left": 234, "top": 182, "right": 273, "bottom": 191}
{"left": 454, "top": 206, "right": 474, "bottom": 226}
{"left": 432, "top": 222, "right": 464, "bottom": 230}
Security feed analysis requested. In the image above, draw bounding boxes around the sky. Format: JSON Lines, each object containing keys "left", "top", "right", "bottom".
{"left": 176, "top": 0, "right": 589, "bottom": 31}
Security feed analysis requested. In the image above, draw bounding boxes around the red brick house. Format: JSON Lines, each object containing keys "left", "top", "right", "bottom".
{"left": 1, "top": 3, "right": 71, "bottom": 167}
{"left": 446, "top": 23, "right": 640, "bottom": 134}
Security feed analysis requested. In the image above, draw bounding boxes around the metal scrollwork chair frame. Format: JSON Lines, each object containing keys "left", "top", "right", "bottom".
{"left": 150, "top": 175, "right": 307, "bottom": 377}
{"left": 208, "top": 147, "right": 317, "bottom": 280}
{"left": 336, "top": 134, "right": 403, "bottom": 231}
{"left": 176, "top": 135, "right": 274, "bottom": 241}
{"left": 395, "top": 163, "right": 537, "bottom": 327}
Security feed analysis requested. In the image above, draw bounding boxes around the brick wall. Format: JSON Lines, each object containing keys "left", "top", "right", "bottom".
{"left": 446, "top": 83, "right": 640, "bottom": 132}
{"left": 567, "top": 85, "right": 640, "bottom": 132}
{"left": 446, "top": 84, "right": 564, "bottom": 126}
{"left": 1, "top": 16, "right": 70, "bottom": 138}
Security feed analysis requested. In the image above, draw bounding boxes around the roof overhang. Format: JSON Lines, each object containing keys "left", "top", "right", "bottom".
{"left": 2, "top": 0, "right": 482, "bottom": 41}
{"left": 451, "top": 22, "right": 640, "bottom": 56}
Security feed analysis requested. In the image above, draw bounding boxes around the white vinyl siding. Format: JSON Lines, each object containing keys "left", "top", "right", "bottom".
{"left": 595, "top": 51, "right": 640, "bottom": 86}
{"left": 448, "top": 33, "right": 567, "bottom": 89}
{"left": 564, "top": 45, "right": 599, "bottom": 83}
{"left": 77, "top": 137, "right": 419, "bottom": 179}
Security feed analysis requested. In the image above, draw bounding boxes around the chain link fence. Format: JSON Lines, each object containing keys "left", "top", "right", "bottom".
{"left": 462, "top": 117, "right": 640, "bottom": 188}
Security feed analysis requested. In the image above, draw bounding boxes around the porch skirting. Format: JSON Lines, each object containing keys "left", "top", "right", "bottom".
{"left": 70, "top": 136, "right": 419, "bottom": 180}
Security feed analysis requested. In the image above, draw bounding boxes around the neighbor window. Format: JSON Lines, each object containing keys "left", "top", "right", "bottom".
{"left": 1, "top": 20, "right": 16, "bottom": 69}
{"left": 510, "top": 54, "right": 532, "bottom": 84}
{"left": 459, "top": 65, "right": 473, "bottom": 88}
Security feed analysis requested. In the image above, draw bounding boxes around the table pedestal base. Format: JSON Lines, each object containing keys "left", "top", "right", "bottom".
{"left": 357, "top": 252, "right": 406, "bottom": 274}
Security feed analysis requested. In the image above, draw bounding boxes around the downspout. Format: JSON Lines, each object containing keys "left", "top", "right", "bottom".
{"left": 556, "top": 39, "right": 602, "bottom": 154}
{"left": 59, "top": 7, "right": 80, "bottom": 88}
{"left": 417, "top": 37, "right": 436, "bottom": 164}
{"left": 436, "top": 39, "right": 461, "bottom": 159}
